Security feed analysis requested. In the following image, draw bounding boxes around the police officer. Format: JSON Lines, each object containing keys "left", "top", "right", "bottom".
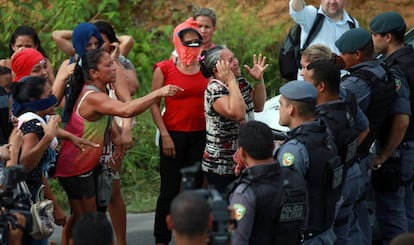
{"left": 276, "top": 80, "right": 341, "bottom": 244}
{"left": 336, "top": 28, "right": 397, "bottom": 245}
{"left": 227, "top": 120, "right": 307, "bottom": 245}
{"left": 369, "top": 12, "right": 414, "bottom": 244}
{"left": 303, "top": 59, "right": 369, "bottom": 245}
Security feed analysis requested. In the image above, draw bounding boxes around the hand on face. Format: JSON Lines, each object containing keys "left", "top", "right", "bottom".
{"left": 215, "top": 60, "right": 237, "bottom": 85}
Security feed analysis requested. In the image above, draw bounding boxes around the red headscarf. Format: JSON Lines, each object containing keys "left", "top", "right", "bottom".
{"left": 11, "top": 48, "right": 45, "bottom": 82}
{"left": 173, "top": 18, "right": 203, "bottom": 65}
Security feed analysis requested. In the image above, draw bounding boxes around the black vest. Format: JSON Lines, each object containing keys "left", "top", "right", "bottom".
{"left": 287, "top": 121, "right": 342, "bottom": 233}
{"left": 344, "top": 62, "right": 395, "bottom": 156}
{"left": 316, "top": 90, "right": 359, "bottom": 173}
{"left": 385, "top": 45, "right": 414, "bottom": 141}
{"left": 226, "top": 163, "right": 307, "bottom": 245}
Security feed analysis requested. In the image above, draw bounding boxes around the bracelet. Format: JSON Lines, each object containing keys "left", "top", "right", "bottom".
{"left": 254, "top": 79, "right": 264, "bottom": 83}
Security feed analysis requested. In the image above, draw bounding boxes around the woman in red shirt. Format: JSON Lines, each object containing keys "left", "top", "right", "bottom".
{"left": 150, "top": 18, "right": 208, "bottom": 245}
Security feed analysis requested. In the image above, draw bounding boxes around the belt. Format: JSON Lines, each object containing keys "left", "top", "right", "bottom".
{"left": 301, "top": 230, "right": 326, "bottom": 241}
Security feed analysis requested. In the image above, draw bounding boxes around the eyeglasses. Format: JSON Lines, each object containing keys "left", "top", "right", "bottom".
{"left": 182, "top": 40, "right": 202, "bottom": 47}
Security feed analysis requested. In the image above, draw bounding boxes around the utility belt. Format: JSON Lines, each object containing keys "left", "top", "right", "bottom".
{"left": 372, "top": 142, "right": 413, "bottom": 192}
{"left": 301, "top": 229, "right": 328, "bottom": 242}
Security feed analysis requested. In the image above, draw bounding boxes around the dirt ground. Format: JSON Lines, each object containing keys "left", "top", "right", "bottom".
{"left": 131, "top": 0, "right": 414, "bottom": 31}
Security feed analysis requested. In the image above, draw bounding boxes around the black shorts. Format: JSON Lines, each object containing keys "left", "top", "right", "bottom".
{"left": 58, "top": 170, "right": 95, "bottom": 200}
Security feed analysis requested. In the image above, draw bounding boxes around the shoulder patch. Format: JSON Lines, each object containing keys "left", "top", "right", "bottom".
{"left": 282, "top": 152, "right": 295, "bottom": 166}
{"left": 394, "top": 78, "right": 401, "bottom": 91}
{"left": 233, "top": 203, "right": 246, "bottom": 221}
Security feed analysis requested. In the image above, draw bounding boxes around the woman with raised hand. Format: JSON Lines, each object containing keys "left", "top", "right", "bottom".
{"left": 199, "top": 45, "right": 268, "bottom": 193}
{"left": 0, "top": 25, "right": 55, "bottom": 83}
{"left": 54, "top": 48, "right": 180, "bottom": 245}
{"left": 53, "top": 22, "right": 138, "bottom": 245}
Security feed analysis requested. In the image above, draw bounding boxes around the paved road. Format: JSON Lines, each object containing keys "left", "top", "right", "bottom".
{"left": 50, "top": 212, "right": 162, "bottom": 245}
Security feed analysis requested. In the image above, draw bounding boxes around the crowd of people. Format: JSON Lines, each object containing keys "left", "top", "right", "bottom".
{"left": 0, "top": 1, "right": 414, "bottom": 245}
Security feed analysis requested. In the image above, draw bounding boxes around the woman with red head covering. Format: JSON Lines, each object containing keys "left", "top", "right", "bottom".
{"left": 11, "top": 48, "right": 50, "bottom": 83}
{"left": 151, "top": 18, "right": 208, "bottom": 245}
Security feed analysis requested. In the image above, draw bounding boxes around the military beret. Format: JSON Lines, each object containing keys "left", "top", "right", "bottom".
{"left": 279, "top": 80, "right": 317, "bottom": 102}
{"left": 335, "top": 28, "right": 372, "bottom": 53}
{"left": 370, "top": 12, "right": 406, "bottom": 34}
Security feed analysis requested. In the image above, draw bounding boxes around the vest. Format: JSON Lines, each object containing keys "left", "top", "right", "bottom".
{"left": 386, "top": 45, "right": 414, "bottom": 141}
{"left": 344, "top": 63, "right": 395, "bottom": 156}
{"left": 316, "top": 90, "right": 359, "bottom": 173}
{"left": 288, "top": 122, "right": 342, "bottom": 233}
{"left": 226, "top": 163, "right": 307, "bottom": 245}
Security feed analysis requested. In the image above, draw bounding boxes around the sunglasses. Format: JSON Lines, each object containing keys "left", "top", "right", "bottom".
{"left": 182, "top": 40, "right": 202, "bottom": 47}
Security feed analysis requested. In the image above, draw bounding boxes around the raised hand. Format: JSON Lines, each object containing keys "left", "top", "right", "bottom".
{"left": 243, "top": 53, "right": 269, "bottom": 81}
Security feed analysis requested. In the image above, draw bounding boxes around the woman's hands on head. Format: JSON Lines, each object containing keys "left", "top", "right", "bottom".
{"left": 215, "top": 60, "right": 236, "bottom": 85}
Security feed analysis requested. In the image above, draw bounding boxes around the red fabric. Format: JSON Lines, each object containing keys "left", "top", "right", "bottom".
{"left": 11, "top": 48, "right": 44, "bottom": 82}
{"left": 173, "top": 17, "right": 202, "bottom": 65}
{"left": 154, "top": 59, "right": 208, "bottom": 131}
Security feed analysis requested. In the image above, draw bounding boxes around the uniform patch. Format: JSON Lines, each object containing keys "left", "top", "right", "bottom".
{"left": 279, "top": 202, "right": 305, "bottom": 222}
{"left": 395, "top": 78, "right": 402, "bottom": 91}
{"left": 233, "top": 203, "right": 246, "bottom": 221}
{"left": 282, "top": 153, "right": 295, "bottom": 166}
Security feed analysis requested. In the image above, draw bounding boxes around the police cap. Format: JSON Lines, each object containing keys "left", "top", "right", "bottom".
{"left": 370, "top": 12, "right": 406, "bottom": 34}
{"left": 335, "top": 28, "right": 371, "bottom": 53}
{"left": 279, "top": 80, "right": 317, "bottom": 102}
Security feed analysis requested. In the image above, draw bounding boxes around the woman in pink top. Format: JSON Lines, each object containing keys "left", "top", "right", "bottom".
{"left": 55, "top": 48, "right": 181, "bottom": 245}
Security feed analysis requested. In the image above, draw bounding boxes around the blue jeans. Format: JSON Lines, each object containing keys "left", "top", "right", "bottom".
{"left": 348, "top": 154, "right": 374, "bottom": 245}
{"left": 334, "top": 163, "right": 361, "bottom": 245}
{"left": 375, "top": 140, "right": 414, "bottom": 244}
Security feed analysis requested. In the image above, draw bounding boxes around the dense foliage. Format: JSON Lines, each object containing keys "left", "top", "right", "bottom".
{"left": 0, "top": 0, "right": 284, "bottom": 211}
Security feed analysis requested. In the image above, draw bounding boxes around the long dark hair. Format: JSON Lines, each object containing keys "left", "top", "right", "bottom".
{"left": 93, "top": 20, "right": 119, "bottom": 43}
{"left": 63, "top": 48, "right": 107, "bottom": 121}
{"left": 9, "top": 25, "right": 48, "bottom": 58}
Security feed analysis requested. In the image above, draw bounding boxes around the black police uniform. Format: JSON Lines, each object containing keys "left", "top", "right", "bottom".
{"left": 227, "top": 162, "right": 307, "bottom": 245}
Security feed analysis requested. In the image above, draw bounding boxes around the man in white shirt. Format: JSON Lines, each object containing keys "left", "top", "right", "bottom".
{"left": 290, "top": 0, "right": 358, "bottom": 78}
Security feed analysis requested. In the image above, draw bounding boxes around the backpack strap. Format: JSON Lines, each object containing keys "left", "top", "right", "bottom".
{"left": 347, "top": 15, "right": 356, "bottom": 29}
{"left": 302, "top": 13, "right": 325, "bottom": 50}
